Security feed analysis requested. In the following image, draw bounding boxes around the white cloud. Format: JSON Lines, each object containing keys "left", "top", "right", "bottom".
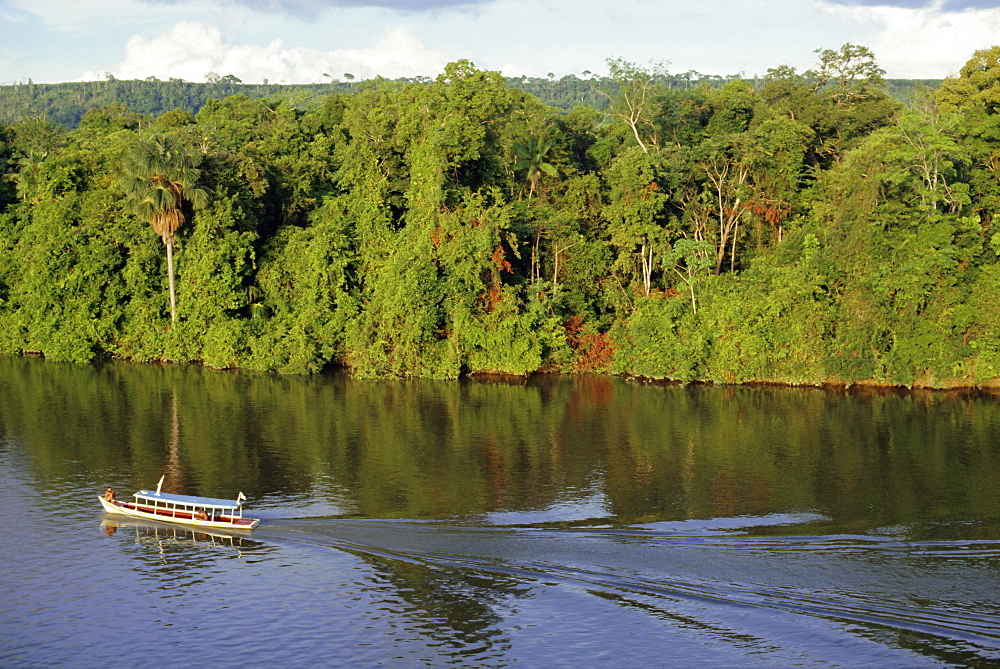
{"left": 816, "top": 0, "right": 1000, "bottom": 77}
{"left": 81, "top": 20, "right": 464, "bottom": 82}
{"left": 9, "top": 0, "right": 992, "bottom": 84}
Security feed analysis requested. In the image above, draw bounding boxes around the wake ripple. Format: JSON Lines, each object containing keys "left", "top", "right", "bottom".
{"left": 256, "top": 517, "right": 1000, "bottom": 665}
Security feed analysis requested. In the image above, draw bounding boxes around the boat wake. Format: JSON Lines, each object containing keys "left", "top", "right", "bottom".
{"left": 253, "top": 515, "right": 1000, "bottom": 665}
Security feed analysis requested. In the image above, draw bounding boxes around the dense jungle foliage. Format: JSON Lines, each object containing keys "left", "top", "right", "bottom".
{"left": 1, "top": 45, "right": 998, "bottom": 386}
{"left": 1, "top": 69, "right": 939, "bottom": 129}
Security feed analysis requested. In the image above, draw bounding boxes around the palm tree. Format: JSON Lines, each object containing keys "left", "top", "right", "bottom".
{"left": 512, "top": 135, "right": 558, "bottom": 199}
{"left": 123, "top": 133, "right": 209, "bottom": 322}
{"left": 15, "top": 149, "right": 45, "bottom": 204}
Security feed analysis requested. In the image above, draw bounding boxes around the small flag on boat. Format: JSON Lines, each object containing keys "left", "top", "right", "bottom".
{"left": 237, "top": 491, "right": 246, "bottom": 503}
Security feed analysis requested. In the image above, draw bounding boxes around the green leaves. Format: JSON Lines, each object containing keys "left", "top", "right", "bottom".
{"left": 664, "top": 238, "right": 713, "bottom": 313}
{"left": 811, "top": 43, "right": 886, "bottom": 105}
{"left": 603, "top": 147, "right": 669, "bottom": 295}
{"left": 123, "top": 133, "right": 208, "bottom": 240}
{"left": 4, "top": 53, "right": 1000, "bottom": 388}
{"left": 122, "top": 132, "right": 209, "bottom": 322}
{"left": 598, "top": 57, "right": 669, "bottom": 153}
{"left": 937, "top": 46, "right": 1000, "bottom": 115}
{"left": 512, "top": 134, "right": 558, "bottom": 199}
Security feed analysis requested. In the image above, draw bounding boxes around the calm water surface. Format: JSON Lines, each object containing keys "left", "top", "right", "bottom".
{"left": 1, "top": 357, "right": 998, "bottom": 666}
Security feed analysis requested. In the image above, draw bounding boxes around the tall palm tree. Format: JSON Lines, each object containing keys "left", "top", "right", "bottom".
{"left": 15, "top": 149, "right": 46, "bottom": 204}
{"left": 512, "top": 135, "right": 558, "bottom": 199}
{"left": 123, "top": 133, "right": 209, "bottom": 322}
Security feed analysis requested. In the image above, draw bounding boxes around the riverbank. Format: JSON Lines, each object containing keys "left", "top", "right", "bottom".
{"left": 10, "top": 351, "right": 1000, "bottom": 396}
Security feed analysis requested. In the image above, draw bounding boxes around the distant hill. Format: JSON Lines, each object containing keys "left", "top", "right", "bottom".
{"left": 0, "top": 74, "right": 941, "bottom": 129}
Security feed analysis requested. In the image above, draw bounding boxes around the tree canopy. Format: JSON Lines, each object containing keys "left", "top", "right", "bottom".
{"left": 0, "top": 46, "right": 998, "bottom": 389}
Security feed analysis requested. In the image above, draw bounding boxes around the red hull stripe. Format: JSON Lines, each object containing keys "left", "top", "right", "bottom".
{"left": 122, "top": 502, "right": 257, "bottom": 526}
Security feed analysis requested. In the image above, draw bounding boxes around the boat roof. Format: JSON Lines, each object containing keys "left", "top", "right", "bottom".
{"left": 134, "top": 489, "right": 243, "bottom": 510}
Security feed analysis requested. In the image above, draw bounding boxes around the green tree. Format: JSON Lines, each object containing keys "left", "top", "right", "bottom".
{"left": 811, "top": 43, "right": 885, "bottom": 105}
{"left": 695, "top": 135, "right": 753, "bottom": 274}
{"left": 760, "top": 46, "right": 896, "bottom": 169}
{"left": 809, "top": 44, "right": 898, "bottom": 162}
{"left": 122, "top": 133, "right": 209, "bottom": 322}
{"left": 604, "top": 146, "right": 669, "bottom": 298}
{"left": 937, "top": 45, "right": 1000, "bottom": 113}
{"left": 598, "top": 58, "right": 669, "bottom": 154}
{"left": 936, "top": 46, "right": 1000, "bottom": 218}
{"left": 512, "top": 134, "right": 558, "bottom": 199}
{"left": 664, "top": 238, "right": 713, "bottom": 314}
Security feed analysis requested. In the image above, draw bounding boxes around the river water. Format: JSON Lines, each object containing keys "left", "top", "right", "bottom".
{"left": 0, "top": 356, "right": 998, "bottom": 666}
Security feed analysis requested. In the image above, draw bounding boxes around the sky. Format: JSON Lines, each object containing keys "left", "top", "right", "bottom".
{"left": 0, "top": 0, "right": 998, "bottom": 85}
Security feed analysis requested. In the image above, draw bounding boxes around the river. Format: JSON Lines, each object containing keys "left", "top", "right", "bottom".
{"left": 0, "top": 356, "right": 998, "bottom": 666}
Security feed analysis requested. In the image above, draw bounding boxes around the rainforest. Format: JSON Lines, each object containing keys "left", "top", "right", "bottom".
{"left": 1, "top": 44, "right": 999, "bottom": 386}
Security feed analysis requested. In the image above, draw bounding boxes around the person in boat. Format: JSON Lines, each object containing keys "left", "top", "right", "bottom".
{"left": 195, "top": 508, "right": 209, "bottom": 521}
{"left": 104, "top": 487, "right": 117, "bottom": 502}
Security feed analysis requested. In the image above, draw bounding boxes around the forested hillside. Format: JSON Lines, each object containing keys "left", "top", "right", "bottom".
{"left": 0, "top": 68, "right": 939, "bottom": 129}
{"left": 1, "top": 46, "right": 997, "bottom": 386}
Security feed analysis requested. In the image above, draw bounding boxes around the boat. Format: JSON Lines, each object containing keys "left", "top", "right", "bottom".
{"left": 98, "top": 476, "right": 260, "bottom": 530}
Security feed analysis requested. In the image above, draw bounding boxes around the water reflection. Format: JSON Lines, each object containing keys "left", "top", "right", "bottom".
{"left": 354, "top": 549, "right": 521, "bottom": 657}
{"left": 1, "top": 356, "right": 999, "bottom": 536}
{"left": 101, "top": 518, "right": 265, "bottom": 557}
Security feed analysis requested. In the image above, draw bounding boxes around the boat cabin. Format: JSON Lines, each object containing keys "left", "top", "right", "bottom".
{"left": 130, "top": 489, "right": 257, "bottom": 528}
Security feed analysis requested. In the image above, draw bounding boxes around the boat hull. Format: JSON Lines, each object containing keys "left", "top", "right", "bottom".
{"left": 98, "top": 496, "right": 260, "bottom": 530}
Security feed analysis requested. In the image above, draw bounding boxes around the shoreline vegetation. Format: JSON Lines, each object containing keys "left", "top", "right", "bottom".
{"left": 3, "top": 46, "right": 1000, "bottom": 390}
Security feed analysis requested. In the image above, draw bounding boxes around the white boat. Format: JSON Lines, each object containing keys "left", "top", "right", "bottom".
{"left": 99, "top": 477, "right": 260, "bottom": 530}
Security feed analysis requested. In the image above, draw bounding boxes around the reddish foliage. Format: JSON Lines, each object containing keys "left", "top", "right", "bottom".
{"left": 564, "top": 316, "right": 614, "bottom": 372}
{"left": 575, "top": 333, "right": 614, "bottom": 372}
{"left": 748, "top": 199, "right": 791, "bottom": 226}
{"left": 564, "top": 315, "right": 585, "bottom": 338}
{"left": 492, "top": 243, "right": 512, "bottom": 274}
{"left": 477, "top": 244, "right": 511, "bottom": 313}
{"left": 647, "top": 287, "right": 680, "bottom": 300}
{"left": 430, "top": 226, "right": 446, "bottom": 248}
{"left": 622, "top": 181, "right": 659, "bottom": 205}
{"left": 479, "top": 286, "right": 502, "bottom": 312}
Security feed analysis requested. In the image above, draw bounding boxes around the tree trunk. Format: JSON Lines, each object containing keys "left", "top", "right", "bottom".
{"left": 639, "top": 238, "right": 653, "bottom": 296}
{"left": 165, "top": 238, "right": 177, "bottom": 322}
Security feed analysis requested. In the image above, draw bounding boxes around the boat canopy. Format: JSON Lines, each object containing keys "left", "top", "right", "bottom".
{"left": 134, "top": 490, "right": 244, "bottom": 511}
